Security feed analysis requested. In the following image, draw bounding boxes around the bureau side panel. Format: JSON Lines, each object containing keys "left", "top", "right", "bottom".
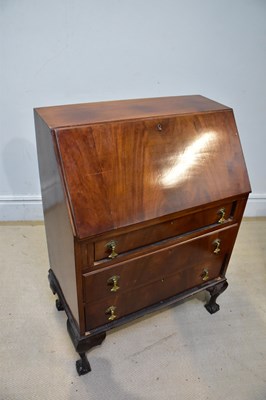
{"left": 34, "top": 111, "right": 80, "bottom": 328}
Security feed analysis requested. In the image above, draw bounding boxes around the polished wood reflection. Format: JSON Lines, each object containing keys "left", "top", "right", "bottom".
{"left": 55, "top": 110, "right": 250, "bottom": 239}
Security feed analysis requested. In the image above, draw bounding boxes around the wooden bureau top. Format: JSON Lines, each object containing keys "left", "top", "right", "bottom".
{"left": 34, "top": 95, "right": 230, "bottom": 129}
{"left": 35, "top": 96, "right": 251, "bottom": 240}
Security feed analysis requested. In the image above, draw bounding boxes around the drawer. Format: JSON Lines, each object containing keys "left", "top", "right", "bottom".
{"left": 85, "top": 264, "right": 216, "bottom": 331}
{"left": 83, "top": 225, "right": 238, "bottom": 327}
{"left": 84, "top": 228, "right": 237, "bottom": 331}
{"left": 94, "top": 201, "right": 237, "bottom": 261}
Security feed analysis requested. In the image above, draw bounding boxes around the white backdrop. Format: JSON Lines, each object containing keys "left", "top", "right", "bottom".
{"left": 0, "top": 0, "right": 265, "bottom": 219}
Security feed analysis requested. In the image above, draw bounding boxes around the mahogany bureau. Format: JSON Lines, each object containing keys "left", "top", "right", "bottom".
{"left": 34, "top": 95, "right": 251, "bottom": 375}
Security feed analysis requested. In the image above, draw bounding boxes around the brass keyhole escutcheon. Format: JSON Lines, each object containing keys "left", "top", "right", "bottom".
{"left": 105, "top": 305, "right": 117, "bottom": 321}
{"left": 213, "top": 239, "right": 221, "bottom": 254}
{"left": 201, "top": 268, "right": 209, "bottom": 281}
{"left": 107, "top": 275, "right": 120, "bottom": 292}
{"left": 217, "top": 208, "right": 226, "bottom": 224}
{"left": 106, "top": 240, "right": 118, "bottom": 259}
{"left": 157, "top": 123, "right": 163, "bottom": 132}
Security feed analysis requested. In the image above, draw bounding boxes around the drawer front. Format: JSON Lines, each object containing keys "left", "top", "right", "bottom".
{"left": 95, "top": 201, "right": 237, "bottom": 261}
{"left": 84, "top": 225, "right": 238, "bottom": 330}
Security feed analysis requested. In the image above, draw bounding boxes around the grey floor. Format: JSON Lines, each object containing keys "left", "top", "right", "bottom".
{"left": 0, "top": 219, "right": 266, "bottom": 400}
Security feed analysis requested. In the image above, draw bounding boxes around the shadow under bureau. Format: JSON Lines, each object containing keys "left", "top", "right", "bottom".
{"left": 34, "top": 95, "right": 251, "bottom": 375}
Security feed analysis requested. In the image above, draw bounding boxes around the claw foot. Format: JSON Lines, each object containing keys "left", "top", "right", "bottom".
{"left": 205, "top": 302, "right": 220, "bottom": 314}
{"left": 76, "top": 353, "right": 91, "bottom": 375}
{"left": 205, "top": 280, "right": 228, "bottom": 315}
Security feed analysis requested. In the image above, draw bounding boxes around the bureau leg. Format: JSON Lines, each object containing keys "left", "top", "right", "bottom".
{"left": 49, "top": 270, "right": 57, "bottom": 295}
{"left": 76, "top": 353, "right": 91, "bottom": 375}
{"left": 67, "top": 319, "right": 106, "bottom": 375}
{"left": 48, "top": 269, "right": 65, "bottom": 311}
{"left": 205, "top": 281, "right": 228, "bottom": 314}
{"left": 55, "top": 298, "right": 64, "bottom": 311}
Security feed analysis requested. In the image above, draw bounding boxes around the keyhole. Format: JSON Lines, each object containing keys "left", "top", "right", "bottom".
{"left": 157, "top": 124, "right": 162, "bottom": 132}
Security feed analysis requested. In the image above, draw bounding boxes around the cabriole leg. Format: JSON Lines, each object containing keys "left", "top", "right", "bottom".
{"left": 205, "top": 281, "right": 228, "bottom": 314}
{"left": 49, "top": 270, "right": 106, "bottom": 375}
{"left": 67, "top": 318, "right": 107, "bottom": 375}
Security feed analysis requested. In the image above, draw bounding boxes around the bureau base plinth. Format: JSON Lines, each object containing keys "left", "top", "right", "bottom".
{"left": 205, "top": 280, "right": 229, "bottom": 314}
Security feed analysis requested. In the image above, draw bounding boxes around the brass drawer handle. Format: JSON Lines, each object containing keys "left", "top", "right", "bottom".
{"left": 107, "top": 275, "right": 120, "bottom": 292}
{"left": 105, "top": 305, "right": 117, "bottom": 321}
{"left": 217, "top": 208, "right": 226, "bottom": 224}
{"left": 213, "top": 239, "right": 221, "bottom": 254}
{"left": 106, "top": 240, "right": 118, "bottom": 259}
{"left": 201, "top": 268, "right": 209, "bottom": 281}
